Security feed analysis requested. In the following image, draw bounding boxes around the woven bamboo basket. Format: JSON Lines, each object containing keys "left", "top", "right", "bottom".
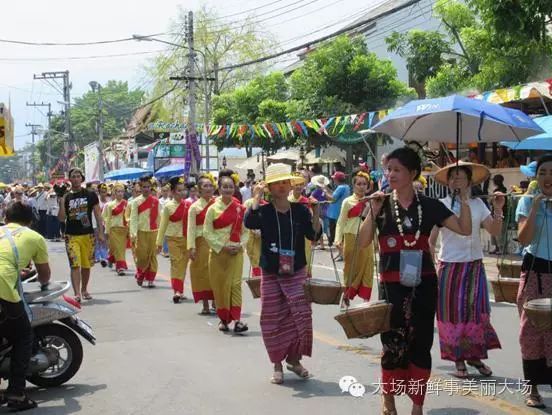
{"left": 496, "top": 262, "right": 522, "bottom": 279}
{"left": 523, "top": 299, "right": 552, "bottom": 331}
{"left": 335, "top": 301, "right": 393, "bottom": 339}
{"left": 245, "top": 278, "right": 261, "bottom": 299}
{"left": 490, "top": 278, "right": 519, "bottom": 303}
{"left": 303, "top": 279, "right": 343, "bottom": 305}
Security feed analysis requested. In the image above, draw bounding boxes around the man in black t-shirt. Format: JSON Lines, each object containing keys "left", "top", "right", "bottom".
{"left": 58, "top": 168, "right": 104, "bottom": 302}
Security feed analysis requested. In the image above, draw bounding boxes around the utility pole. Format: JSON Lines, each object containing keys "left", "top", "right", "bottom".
{"left": 26, "top": 101, "right": 52, "bottom": 175}
{"left": 89, "top": 82, "right": 104, "bottom": 180}
{"left": 33, "top": 71, "right": 74, "bottom": 172}
{"left": 25, "top": 123, "right": 41, "bottom": 184}
{"left": 186, "top": 11, "right": 198, "bottom": 174}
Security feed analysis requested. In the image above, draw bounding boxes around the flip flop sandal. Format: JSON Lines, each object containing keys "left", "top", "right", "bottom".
{"left": 286, "top": 364, "right": 310, "bottom": 378}
{"left": 234, "top": 322, "right": 248, "bottom": 333}
{"left": 74, "top": 296, "right": 81, "bottom": 303}
{"left": 82, "top": 293, "right": 93, "bottom": 300}
{"left": 467, "top": 361, "right": 492, "bottom": 377}
{"left": 218, "top": 321, "right": 229, "bottom": 332}
{"left": 117, "top": 270, "right": 125, "bottom": 276}
{"left": 7, "top": 396, "right": 37, "bottom": 411}
{"left": 200, "top": 309, "right": 210, "bottom": 315}
{"left": 525, "top": 395, "right": 546, "bottom": 409}
{"left": 453, "top": 363, "right": 469, "bottom": 379}
{"left": 136, "top": 279, "right": 143, "bottom": 287}
{"left": 270, "top": 371, "right": 284, "bottom": 384}
{"left": 147, "top": 282, "right": 156, "bottom": 288}
{"left": 172, "top": 295, "right": 181, "bottom": 304}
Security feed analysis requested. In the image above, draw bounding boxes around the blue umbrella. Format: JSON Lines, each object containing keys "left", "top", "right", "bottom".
{"left": 154, "top": 164, "right": 185, "bottom": 179}
{"left": 104, "top": 167, "right": 152, "bottom": 181}
{"left": 373, "top": 95, "right": 543, "bottom": 145}
{"left": 500, "top": 115, "right": 552, "bottom": 150}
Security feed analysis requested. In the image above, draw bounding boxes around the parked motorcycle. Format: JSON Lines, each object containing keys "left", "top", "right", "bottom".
{"left": 0, "top": 276, "right": 96, "bottom": 387}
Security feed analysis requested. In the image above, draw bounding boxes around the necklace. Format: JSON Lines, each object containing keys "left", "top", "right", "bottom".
{"left": 393, "top": 189, "right": 423, "bottom": 248}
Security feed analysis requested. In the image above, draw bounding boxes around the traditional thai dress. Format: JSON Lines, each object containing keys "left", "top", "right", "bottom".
{"left": 375, "top": 195, "right": 453, "bottom": 406}
{"left": 243, "top": 197, "right": 266, "bottom": 277}
{"left": 129, "top": 194, "right": 160, "bottom": 282}
{"left": 94, "top": 197, "right": 110, "bottom": 263}
{"left": 335, "top": 194, "right": 374, "bottom": 300}
{"left": 244, "top": 203, "right": 321, "bottom": 364}
{"left": 102, "top": 199, "right": 128, "bottom": 271}
{"left": 204, "top": 197, "right": 248, "bottom": 324}
{"left": 436, "top": 196, "right": 501, "bottom": 362}
{"left": 516, "top": 195, "right": 552, "bottom": 386}
{"left": 157, "top": 199, "right": 190, "bottom": 295}
{"left": 288, "top": 194, "right": 314, "bottom": 277}
{"left": 187, "top": 197, "right": 215, "bottom": 302}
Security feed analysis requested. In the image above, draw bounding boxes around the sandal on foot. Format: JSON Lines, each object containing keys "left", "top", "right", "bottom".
{"left": 218, "top": 321, "right": 229, "bottom": 332}
{"left": 467, "top": 360, "right": 492, "bottom": 377}
{"left": 117, "top": 269, "right": 125, "bottom": 276}
{"left": 82, "top": 293, "right": 93, "bottom": 300}
{"left": 136, "top": 279, "right": 143, "bottom": 287}
{"left": 234, "top": 321, "right": 248, "bottom": 333}
{"left": 7, "top": 395, "right": 37, "bottom": 411}
{"left": 271, "top": 371, "right": 284, "bottom": 384}
{"left": 453, "top": 362, "right": 469, "bottom": 379}
{"left": 200, "top": 309, "right": 210, "bottom": 315}
{"left": 286, "top": 363, "right": 309, "bottom": 378}
{"left": 147, "top": 282, "right": 156, "bottom": 288}
{"left": 526, "top": 394, "right": 546, "bottom": 408}
{"left": 172, "top": 295, "right": 181, "bottom": 304}
{"left": 74, "top": 296, "right": 81, "bottom": 303}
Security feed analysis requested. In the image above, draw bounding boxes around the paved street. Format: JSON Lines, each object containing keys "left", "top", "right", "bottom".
{"left": 8, "top": 242, "right": 550, "bottom": 415}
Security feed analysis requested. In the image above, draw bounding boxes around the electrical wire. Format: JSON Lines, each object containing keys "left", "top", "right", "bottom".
{"left": 0, "top": 50, "right": 166, "bottom": 62}
{"left": 0, "top": 32, "right": 169, "bottom": 47}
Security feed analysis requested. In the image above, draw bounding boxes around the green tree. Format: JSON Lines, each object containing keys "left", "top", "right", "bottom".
{"left": 290, "top": 35, "right": 413, "bottom": 116}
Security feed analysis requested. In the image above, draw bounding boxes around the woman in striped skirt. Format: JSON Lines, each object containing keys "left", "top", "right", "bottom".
{"left": 430, "top": 162, "right": 504, "bottom": 379}
{"left": 244, "top": 163, "right": 321, "bottom": 385}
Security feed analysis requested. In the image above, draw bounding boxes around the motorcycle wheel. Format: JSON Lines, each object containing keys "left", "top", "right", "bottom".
{"left": 27, "top": 323, "right": 83, "bottom": 387}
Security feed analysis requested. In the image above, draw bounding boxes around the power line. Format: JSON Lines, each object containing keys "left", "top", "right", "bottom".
{"left": 0, "top": 32, "right": 168, "bottom": 47}
{"left": 0, "top": 49, "right": 166, "bottom": 62}
{"left": 204, "top": 0, "right": 298, "bottom": 22}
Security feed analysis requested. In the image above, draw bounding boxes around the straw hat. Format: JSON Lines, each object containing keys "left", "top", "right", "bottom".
{"left": 265, "top": 163, "right": 304, "bottom": 185}
{"left": 310, "top": 174, "right": 330, "bottom": 188}
{"left": 434, "top": 161, "right": 490, "bottom": 186}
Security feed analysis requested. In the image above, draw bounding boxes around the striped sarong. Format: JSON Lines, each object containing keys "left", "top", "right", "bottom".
{"left": 437, "top": 260, "right": 501, "bottom": 361}
{"left": 260, "top": 268, "right": 312, "bottom": 364}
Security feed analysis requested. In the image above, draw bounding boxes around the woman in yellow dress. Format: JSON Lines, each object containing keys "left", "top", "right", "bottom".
{"left": 157, "top": 176, "right": 191, "bottom": 304}
{"left": 102, "top": 183, "right": 128, "bottom": 276}
{"left": 243, "top": 195, "right": 266, "bottom": 278}
{"left": 187, "top": 173, "right": 216, "bottom": 314}
{"left": 335, "top": 169, "right": 374, "bottom": 302}
{"left": 204, "top": 169, "right": 249, "bottom": 333}
{"left": 288, "top": 175, "right": 313, "bottom": 276}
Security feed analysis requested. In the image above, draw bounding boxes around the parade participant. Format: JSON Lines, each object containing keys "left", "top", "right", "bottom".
{"left": 204, "top": 169, "right": 248, "bottom": 333}
{"left": 94, "top": 183, "right": 110, "bottom": 267}
{"left": 515, "top": 154, "right": 552, "bottom": 409}
{"left": 243, "top": 193, "right": 267, "bottom": 279}
{"left": 129, "top": 176, "right": 160, "bottom": 288}
{"left": 309, "top": 175, "right": 330, "bottom": 250}
{"left": 244, "top": 163, "right": 322, "bottom": 385}
{"left": 159, "top": 184, "right": 171, "bottom": 257}
{"left": 58, "top": 168, "right": 103, "bottom": 302}
{"left": 429, "top": 162, "right": 503, "bottom": 379}
{"left": 326, "top": 171, "right": 350, "bottom": 248}
{"left": 157, "top": 177, "right": 190, "bottom": 303}
{"left": 335, "top": 169, "right": 374, "bottom": 302}
{"left": 288, "top": 174, "right": 313, "bottom": 276}
{"left": 126, "top": 182, "right": 140, "bottom": 267}
{"left": 185, "top": 183, "right": 198, "bottom": 204}
{"left": 358, "top": 147, "right": 471, "bottom": 415}
{"left": 0, "top": 202, "right": 51, "bottom": 411}
{"left": 102, "top": 183, "right": 128, "bottom": 276}
{"left": 187, "top": 173, "right": 216, "bottom": 314}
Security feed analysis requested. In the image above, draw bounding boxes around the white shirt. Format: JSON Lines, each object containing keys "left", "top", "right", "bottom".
{"left": 438, "top": 196, "right": 491, "bottom": 262}
{"left": 35, "top": 191, "right": 48, "bottom": 211}
{"left": 46, "top": 194, "right": 59, "bottom": 216}
{"left": 240, "top": 186, "right": 252, "bottom": 202}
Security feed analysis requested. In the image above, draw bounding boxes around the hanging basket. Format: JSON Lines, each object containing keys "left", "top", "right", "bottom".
{"left": 490, "top": 278, "right": 519, "bottom": 303}
{"left": 245, "top": 278, "right": 261, "bottom": 299}
{"left": 524, "top": 299, "right": 552, "bottom": 331}
{"left": 496, "top": 262, "right": 522, "bottom": 279}
{"left": 303, "top": 279, "right": 343, "bottom": 305}
{"left": 334, "top": 301, "right": 393, "bottom": 339}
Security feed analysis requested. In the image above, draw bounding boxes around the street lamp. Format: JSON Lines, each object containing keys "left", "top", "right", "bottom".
{"left": 299, "top": 146, "right": 306, "bottom": 169}
{"left": 89, "top": 81, "right": 104, "bottom": 181}
{"left": 222, "top": 156, "right": 227, "bottom": 168}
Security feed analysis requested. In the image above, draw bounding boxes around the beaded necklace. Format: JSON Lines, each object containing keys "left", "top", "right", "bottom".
{"left": 393, "top": 189, "right": 423, "bottom": 248}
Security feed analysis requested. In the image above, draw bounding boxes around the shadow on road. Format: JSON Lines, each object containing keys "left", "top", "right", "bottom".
{"left": 82, "top": 298, "right": 122, "bottom": 306}
{"left": 15, "top": 383, "right": 107, "bottom": 415}
{"left": 427, "top": 408, "right": 480, "bottom": 415}
{"left": 281, "top": 377, "right": 371, "bottom": 398}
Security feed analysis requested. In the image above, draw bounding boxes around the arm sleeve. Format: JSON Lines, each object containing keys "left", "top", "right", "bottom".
{"left": 32, "top": 235, "right": 49, "bottom": 265}
{"left": 89, "top": 192, "right": 99, "bottom": 207}
{"left": 203, "top": 207, "right": 224, "bottom": 254}
{"left": 244, "top": 207, "right": 262, "bottom": 230}
{"left": 102, "top": 204, "right": 112, "bottom": 233}
{"left": 516, "top": 196, "right": 532, "bottom": 221}
{"left": 433, "top": 199, "right": 454, "bottom": 228}
{"left": 187, "top": 206, "right": 197, "bottom": 250}
{"left": 240, "top": 211, "right": 249, "bottom": 246}
{"left": 156, "top": 206, "right": 170, "bottom": 246}
{"left": 477, "top": 198, "right": 492, "bottom": 222}
{"left": 335, "top": 198, "right": 349, "bottom": 244}
{"left": 129, "top": 200, "right": 138, "bottom": 238}
{"left": 302, "top": 205, "right": 322, "bottom": 242}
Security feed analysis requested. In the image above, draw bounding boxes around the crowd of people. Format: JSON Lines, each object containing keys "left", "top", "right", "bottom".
{"left": 0, "top": 147, "right": 551, "bottom": 413}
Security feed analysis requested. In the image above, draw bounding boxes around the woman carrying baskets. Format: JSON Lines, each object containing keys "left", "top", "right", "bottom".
{"left": 244, "top": 163, "right": 322, "bottom": 385}
{"left": 156, "top": 176, "right": 191, "bottom": 304}
{"left": 204, "top": 169, "right": 249, "bottom": 333}
{"left": 335, "top": 169, "right": 374, "bottom": 302}
{"left": 102, "top": 183, "right": 128, "bottom": 276}
{"left": 358, "top": 147, "right": 472, "bottom": 415}
{"left": 429, "top": 162, "right": 503, "bottom": 379}
{"left": 515, "top": 154, "right": 552, "bottom": 409}
{"left": 187, "top": 173, "right": 217, "bottom": 315}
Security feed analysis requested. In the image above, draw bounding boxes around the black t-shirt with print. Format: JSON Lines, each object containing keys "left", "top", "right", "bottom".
{"left": 64, "top": 189, "right": 99, "bottom": 235}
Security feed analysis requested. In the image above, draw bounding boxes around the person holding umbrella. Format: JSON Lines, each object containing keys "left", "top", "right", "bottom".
{"left": 429, "top": 161, "right": 504, "bottom": 379}
{"left": 358, "top": 147, "right": 472, "bottom": 415}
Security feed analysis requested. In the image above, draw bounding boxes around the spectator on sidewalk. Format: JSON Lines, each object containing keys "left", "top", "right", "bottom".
{"left": 325, "top": 171, "right": 350, "bottom": 249}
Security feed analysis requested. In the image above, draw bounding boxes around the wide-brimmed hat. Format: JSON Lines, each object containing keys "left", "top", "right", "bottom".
{"left": 310, "top": 174, "right": 330, "bottom": 188}
{"left": 265, "top": 163, "right": 304, "bottom": 185}
{"left": 434, "top": 161, "right": 490, "bottom": 186}
{"left": 520, "top": 161, "right": 537, "bottom": 178}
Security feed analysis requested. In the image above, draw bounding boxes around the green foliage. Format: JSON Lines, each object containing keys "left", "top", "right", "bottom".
{"left": 290, "top": 35, "right": 411, "bottom": 115}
